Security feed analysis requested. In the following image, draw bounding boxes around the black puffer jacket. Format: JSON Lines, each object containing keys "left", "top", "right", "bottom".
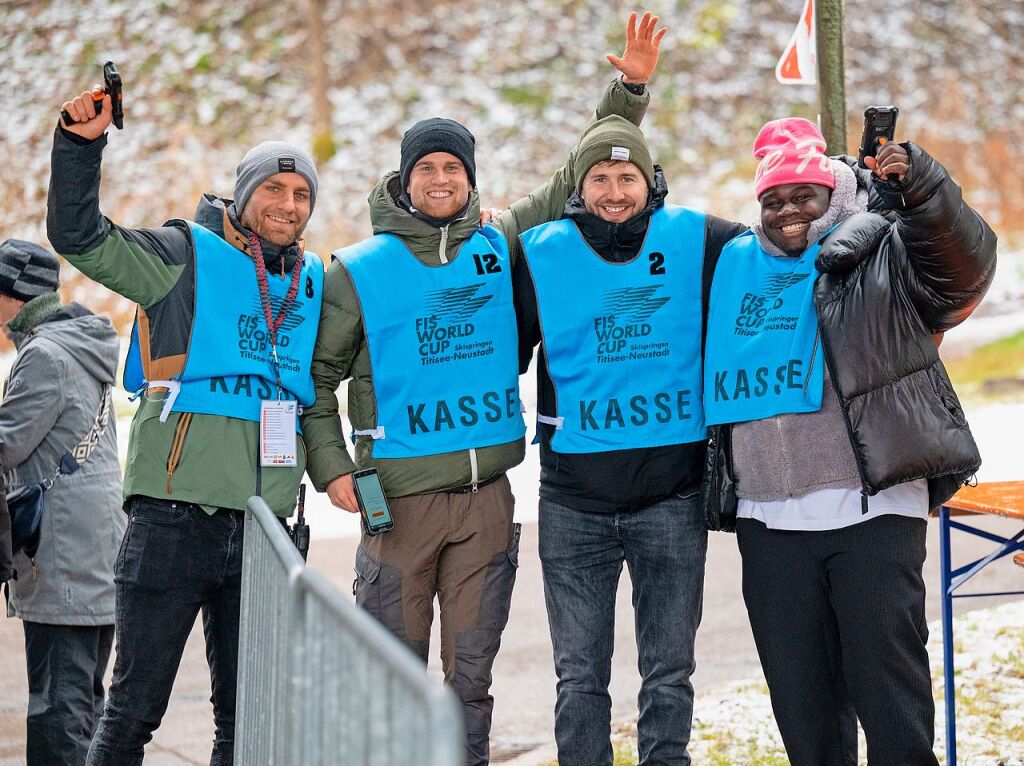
{"left": 704, "top": 144, "right": 997, "bottom": 531}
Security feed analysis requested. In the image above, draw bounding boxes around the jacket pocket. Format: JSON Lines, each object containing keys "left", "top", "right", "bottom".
{"left": 114, "top": 500, "right": 192, "bottom": 589}
{"left": 352, "top": 545, "right": 405, "bottom": 636}
{"left": 927, "top": 365, "right": 968, "bottom": 428}
{"left": 476, "top": 523, "right": 521, "bottom": 632}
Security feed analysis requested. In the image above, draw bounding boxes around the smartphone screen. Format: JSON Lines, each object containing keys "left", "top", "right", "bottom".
{"left": 354, "top": 470, "right": 393, "bottom": 533}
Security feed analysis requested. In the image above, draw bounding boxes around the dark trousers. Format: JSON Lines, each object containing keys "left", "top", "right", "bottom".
{"left": 737, "top": 514, "right": 939, "bottom": 766}
{"left": 24, "top": 621, "right": 114, "bottom": 766}
{"left": 539, "top": 492, "right": 707, "bottom": 766}
{"left": 86, "top": 498, "right": 244, "bottom": 766}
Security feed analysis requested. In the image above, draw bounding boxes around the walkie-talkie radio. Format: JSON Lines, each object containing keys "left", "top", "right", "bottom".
{"left": 857, "top": 105, "right": 899, "bottom": 173}
{"left": 61, "top": 60, "right": 123, "bottom": 130}
{"left": 290, "top": 484, "right": 310, "bottom": 561}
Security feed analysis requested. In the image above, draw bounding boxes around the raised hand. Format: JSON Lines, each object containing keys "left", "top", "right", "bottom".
{"left": 59, "top": 87, "right": 112, "bottom": 141}
{"left": 607, "top": 11, "right": 669, "bottom": 85}
{"left": 864, "top": 141, "right": 911, "bottom": 184}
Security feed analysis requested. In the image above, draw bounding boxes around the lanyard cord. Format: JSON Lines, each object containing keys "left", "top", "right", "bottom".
{"left": 249, "top": 233, "right": 304, "bottom": 397}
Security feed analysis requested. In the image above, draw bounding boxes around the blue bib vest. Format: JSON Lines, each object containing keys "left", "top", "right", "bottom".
{"left": 703, "top": 230, "right": 825, "bottom": 425}
{"left": 520, "top": 205, "right": 707, "bottom": 454}
{"left": 124, "top": 221, "right": 323, "bottom": 424}
{"left": 338, "top": 226, "right": 525, "bottom": 459}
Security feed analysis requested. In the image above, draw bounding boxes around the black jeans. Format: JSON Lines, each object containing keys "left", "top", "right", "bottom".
{"left": 737, "top": 514, "right": 939, "bottom": 766}
{"left": 86, "top": 497, "right": 244, "bottom": 766}
{"left": 24, "top": 621, "right": 114, "bottom": 766}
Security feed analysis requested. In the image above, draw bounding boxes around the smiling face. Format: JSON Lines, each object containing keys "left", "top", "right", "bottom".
{"left": 758, "top": 183, "right": 832, "bottom": 255}
{"left": 580, "top": 160, "right": 649, "bottom": 223}
{"left": 405, "top": 152, "right": 471, "bottom": 220}
{"left": 239, "top": 172, "right": 312, "bottom": 247}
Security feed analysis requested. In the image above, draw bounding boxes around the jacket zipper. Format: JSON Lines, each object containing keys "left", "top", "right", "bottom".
{"left": 166, "top": 412, "right": 194, "bottom": 493}
{"left": 438, "top": 224, "right": 450, "bottom": 264}
{"left": 469, "top": 448, "right": 479, "bottom": 493}
{"left": 813, "top": 303, "right": 871, "bottom": 513}
{"left": 804, "top": 328, "right": 821, "bottom": 393}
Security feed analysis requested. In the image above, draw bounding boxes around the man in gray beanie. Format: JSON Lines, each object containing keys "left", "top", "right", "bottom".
{"left": 0, "top": 238, "right": 125, "bottom": 766}
{"left": 48, "top": 85, "right": 324, "bottom": 765}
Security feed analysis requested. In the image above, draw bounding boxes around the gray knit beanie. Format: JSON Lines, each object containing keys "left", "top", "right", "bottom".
{"left": 0, "top": 239, "right": 60, "bottom": 302}
{"left": 234, "top": 141, "right": 319, "bottom": 214}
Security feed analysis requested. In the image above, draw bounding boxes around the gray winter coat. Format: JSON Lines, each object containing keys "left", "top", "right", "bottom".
{"left": 1, "top": 304, "right": 124, "bottom": 625}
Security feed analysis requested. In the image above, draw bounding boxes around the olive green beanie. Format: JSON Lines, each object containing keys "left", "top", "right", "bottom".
{"left": 573, "top": 115, "right": 656, "bottom": 191}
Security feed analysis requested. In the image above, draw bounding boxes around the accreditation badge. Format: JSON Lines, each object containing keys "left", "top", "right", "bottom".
{"left": 260, "top": 400, "right": 298, "bottom": 467}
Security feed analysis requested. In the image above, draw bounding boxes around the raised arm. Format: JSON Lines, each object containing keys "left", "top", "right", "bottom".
{"left": 872, "top": 142, "right": 997, "bottom": 331}
{"left": 495, "top": 11, "right": 667, "bottom": 244}
{"left": 46, "top": 89, "right": 189, "bottom": 309}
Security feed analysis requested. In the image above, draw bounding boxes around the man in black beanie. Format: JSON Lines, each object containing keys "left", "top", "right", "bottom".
{"left": 301, "top": 12, "right": 666, "bottom": 765}
{"left": 398, "top": 117, "right": 478, "bottom": 223}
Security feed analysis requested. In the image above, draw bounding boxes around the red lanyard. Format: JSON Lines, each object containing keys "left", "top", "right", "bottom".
{"left": 249, "top": 233, "right": 304, "bottom": 396}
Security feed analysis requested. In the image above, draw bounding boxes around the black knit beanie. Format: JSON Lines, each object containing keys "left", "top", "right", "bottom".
{"left": 400, "top": 118, "right": 477, "bottom": 190}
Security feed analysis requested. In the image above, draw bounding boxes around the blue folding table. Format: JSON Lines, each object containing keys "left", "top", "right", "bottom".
{"left": 937, "top": 481, "right": 1024, "bottom": 765}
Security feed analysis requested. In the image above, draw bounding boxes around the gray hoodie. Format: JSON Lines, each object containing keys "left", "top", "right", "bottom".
{"left": 1, "top": 298, "right": 124, "bottom": 625}
{"left": 732, "top": 161, "right": 867, "bottom": 501}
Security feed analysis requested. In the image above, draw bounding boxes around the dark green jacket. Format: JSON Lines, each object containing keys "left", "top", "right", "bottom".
{"left": 302, "top": 78, "right": 649, "bottom": 496}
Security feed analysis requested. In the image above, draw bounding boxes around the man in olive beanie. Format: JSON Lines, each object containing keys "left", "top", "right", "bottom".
{"left": 514, "top": 108, "right": 748, "bottom": 765}
{"left": 571, "top": 114, "right": 656, "bottom": 191}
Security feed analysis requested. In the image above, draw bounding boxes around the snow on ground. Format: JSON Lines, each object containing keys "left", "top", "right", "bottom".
{"left": 942, "top": 248, "right": 1024, "bottom": 358}
{"left": 639, "top": 600, "right": 1024, "bottom": 766}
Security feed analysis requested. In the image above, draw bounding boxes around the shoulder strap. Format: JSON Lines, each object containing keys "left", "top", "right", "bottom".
{"left": 44, "top": 385, "right": 113, "bottom": 488}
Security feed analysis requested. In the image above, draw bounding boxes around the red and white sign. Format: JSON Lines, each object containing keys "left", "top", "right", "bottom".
{"left": 776, "top": 0, "right": 817, "bottom": 85}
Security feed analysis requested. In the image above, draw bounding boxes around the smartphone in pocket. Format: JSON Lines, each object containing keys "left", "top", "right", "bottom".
{"left": 353, "top": 468, "right": 394, "bottom": 536}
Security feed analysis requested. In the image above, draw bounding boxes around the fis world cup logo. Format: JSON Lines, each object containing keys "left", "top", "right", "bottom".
{"left": 735, "top": 272, "right": 809, "bottom": 331}
{"left": 415, "top": 283, "right": 494, "bottom": 357}
{"left": 593, "top": 285, "right": 670, "bottom": 354}
{"left": 237, "top": 296, "right": 305, "bottom": 353}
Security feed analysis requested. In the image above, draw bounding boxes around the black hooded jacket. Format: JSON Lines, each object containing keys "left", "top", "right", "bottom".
{"left": 514, "top": 170, "right": 747, "bottom": 513}
{"left": 703, "top": 145, "right": 997, "bottom": 531}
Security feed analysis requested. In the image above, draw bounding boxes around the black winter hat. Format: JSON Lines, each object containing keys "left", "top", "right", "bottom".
{"left": 0, "top": 239, "right": 60, "bottom": 302}
{"left": 400, "top": 118, "right": 477, "bottom": 190}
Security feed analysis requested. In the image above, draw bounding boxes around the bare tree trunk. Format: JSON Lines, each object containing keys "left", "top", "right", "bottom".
{"left": 305, "top": 0, "right": 335, "bottom": 164}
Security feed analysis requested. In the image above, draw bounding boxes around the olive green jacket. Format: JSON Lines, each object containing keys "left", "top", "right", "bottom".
{"left": 302, "top": 77, "right": 649, "bottom": 497}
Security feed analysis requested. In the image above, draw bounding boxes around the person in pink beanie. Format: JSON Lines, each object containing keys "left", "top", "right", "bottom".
{"left": 701, "top": 116, "right": 997, "bottom": 765}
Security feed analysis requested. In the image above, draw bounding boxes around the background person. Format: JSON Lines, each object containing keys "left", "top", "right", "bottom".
{"left": 702, "top": 117, "right": 997, "bottom": 765}
{"left": 0, "top": 238, "right": 123, "bottom": 766}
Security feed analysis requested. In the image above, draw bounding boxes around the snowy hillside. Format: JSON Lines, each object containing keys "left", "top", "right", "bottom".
{"left": 2, "top": 0, "right": 1022, "bottom": 323}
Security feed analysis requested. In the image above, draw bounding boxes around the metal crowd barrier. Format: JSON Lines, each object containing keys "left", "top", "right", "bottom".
{"left": 235, "top": 496, "right": 465, "bottom": 766}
